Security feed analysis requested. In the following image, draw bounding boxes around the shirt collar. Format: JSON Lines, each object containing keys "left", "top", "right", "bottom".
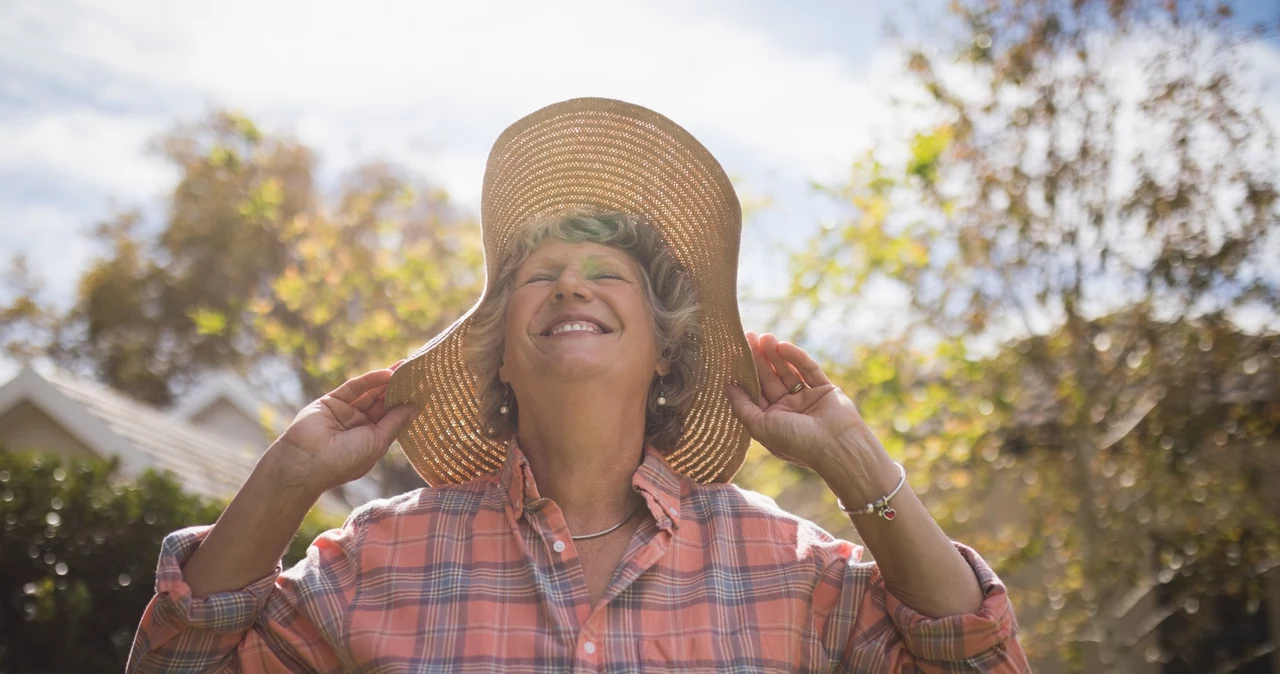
{"left": 497, "top": 440, "right": 683, "bottom": 530}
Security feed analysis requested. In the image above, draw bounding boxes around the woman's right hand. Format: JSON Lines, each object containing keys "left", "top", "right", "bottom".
{"left": 266, "top": 360, "right": 423, "bottom": 497}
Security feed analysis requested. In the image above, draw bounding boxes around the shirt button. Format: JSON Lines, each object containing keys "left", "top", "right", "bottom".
{"left": 583, "top": 641, "right": 596, "bottom": 654}
{"left": 552, "top": 540, "right": 566, "bottom": 553}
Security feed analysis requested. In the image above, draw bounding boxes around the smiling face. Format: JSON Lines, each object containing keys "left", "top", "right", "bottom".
{"left": 498, "top": 239, "right": 663, "bottom": 392}
{"left": 462, "top": 211, "right": 701, "bottom": 449}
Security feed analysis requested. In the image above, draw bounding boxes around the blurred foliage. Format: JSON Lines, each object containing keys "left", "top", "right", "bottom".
{"left": 0, "top": 446, "right": 341, "bottom": 672}
{"left": 0, "top": 111, "right": 484, "bottom": 494}
{"left": 738, "top": 0, "right": 1280, "bottom": 671}
{"left": 70, "top": 113, "right": 479, "bottom": 404}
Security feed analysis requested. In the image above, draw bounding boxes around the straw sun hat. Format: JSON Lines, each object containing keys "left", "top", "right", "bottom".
{"left": 384, "top": 97, "right": 761, "bottom": 486}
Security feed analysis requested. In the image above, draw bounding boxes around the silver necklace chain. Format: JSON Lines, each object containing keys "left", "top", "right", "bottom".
{"left": 570, "top": 501, "right": 644, "bottom": 540}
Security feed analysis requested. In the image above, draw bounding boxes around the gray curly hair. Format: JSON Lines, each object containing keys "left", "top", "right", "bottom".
{"left": 462, "top": 211, "right": 701, "bottom": 452}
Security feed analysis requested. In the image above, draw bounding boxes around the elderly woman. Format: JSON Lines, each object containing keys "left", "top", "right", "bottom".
{"left": 128, "top": 98, "right": 1027, "bottom": 673}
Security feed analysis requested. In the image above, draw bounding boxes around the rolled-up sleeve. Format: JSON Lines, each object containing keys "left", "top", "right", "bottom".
{"left": 126, "top": 515, "right": 362, "bottom": 673}
{"left": 816, "top": 539, "right": 1029, "bottom": 672}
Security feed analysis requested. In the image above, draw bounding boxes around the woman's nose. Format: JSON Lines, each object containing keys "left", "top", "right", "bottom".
{"left": 553, "top": 271, "right": 593, "bottom": 302}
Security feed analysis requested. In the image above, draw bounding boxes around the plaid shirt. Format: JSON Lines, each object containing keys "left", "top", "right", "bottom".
{"left": 128, "top": 443, "right": 1028, "bottom": 673}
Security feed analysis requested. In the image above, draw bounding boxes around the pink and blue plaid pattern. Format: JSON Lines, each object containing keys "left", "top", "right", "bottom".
{"left": 128, "top": 443, "right": 1028, "bottom": 672}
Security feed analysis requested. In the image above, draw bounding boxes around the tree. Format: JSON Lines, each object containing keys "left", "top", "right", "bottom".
{"left": 3, "top": 111, "right": 481, "bottom": 406}
{"left": 248, "top": 160, "right": 483, "bottom": 405}
{"left": 39, "top": 113, "right": 317, "bottom": 406}
{"left": 0, "top": 255, "right": 58, "bottom": 366}
{"left": 0, "top": 447, "right": 341, "bottom": 672}
{"left": 750, "top": 0, "right": 1280, "bottom": 669}
{"left": 1, "top": 111, "right": 484, "bottom": 493}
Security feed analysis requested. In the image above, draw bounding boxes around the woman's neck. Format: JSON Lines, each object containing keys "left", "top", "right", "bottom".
{"left": 514, "top": 378, "right": 649, "bottom": 534}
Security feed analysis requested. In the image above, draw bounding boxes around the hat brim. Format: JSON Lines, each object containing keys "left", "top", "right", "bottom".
{"left": 385, "top": 97, "right": 760, "bottom": 486}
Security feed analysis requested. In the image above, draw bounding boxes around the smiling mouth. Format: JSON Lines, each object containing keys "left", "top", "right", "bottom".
{"left": 540, "top": 321, "right": 613, "bottom": 337}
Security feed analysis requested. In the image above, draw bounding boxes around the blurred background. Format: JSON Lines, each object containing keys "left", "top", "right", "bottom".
{"left": 2, "top": 0, "right": 1279, "bottom": 671}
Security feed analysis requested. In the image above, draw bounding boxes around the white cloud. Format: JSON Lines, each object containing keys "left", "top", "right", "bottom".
{"left": 8, "top": 0, "right": 894, "bottom": 177}
{"left": 1, "top": 0, "right": 909, "bottom": 315}
{"left": 0, "top": 111, "right": 172, "bottom": 202}
{"left": 0, "top": 200, "right": 98, "bottom": 306}
{"left": 5, "top": 0, "right": 1277, "bottom": 347}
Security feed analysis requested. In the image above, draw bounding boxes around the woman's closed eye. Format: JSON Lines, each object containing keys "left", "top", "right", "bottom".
{"left": 522, "top": 272, "right": 626, "bottom": 284}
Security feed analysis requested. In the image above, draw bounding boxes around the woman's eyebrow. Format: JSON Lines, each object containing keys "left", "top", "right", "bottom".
{"left": 582, "top": 255, "right": 629, "bottom": 274}
{"left": 520, "top": 254, "right": 630, "bottom": 277}
{"left": 521, "top": 258, "right": 563, "bottom": 274}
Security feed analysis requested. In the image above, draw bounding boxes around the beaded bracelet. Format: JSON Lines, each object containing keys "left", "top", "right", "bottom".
{"left": 836, "top": 461, "right": 907, "bottom": 521}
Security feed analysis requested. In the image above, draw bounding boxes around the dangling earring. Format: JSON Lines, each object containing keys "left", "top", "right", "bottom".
{"left": 656, "top": 376, "right": 667, "bottom": 406}
{"left": 499, "top": 384, "right": 510, "bottom": 415}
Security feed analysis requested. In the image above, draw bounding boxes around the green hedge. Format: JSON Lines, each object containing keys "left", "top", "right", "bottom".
{"left": 0, "top": 446, "right": 344, "bottom": 672}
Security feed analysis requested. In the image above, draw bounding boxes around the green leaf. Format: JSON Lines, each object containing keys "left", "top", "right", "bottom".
{"left": 187, "top": 307, "right": 228, "bottom": 336}
{"left": 906, "top": 125, "right": 953, "bottom": 184}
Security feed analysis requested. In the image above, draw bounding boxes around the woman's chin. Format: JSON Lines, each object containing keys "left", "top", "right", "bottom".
{"left": 535, "top": 337, "right": 614, "bottom": 366}
{"left": 547, "top": 359, "right": 612, "bottom": 381}
{"left": 533, "top": 351, "right": 619, "bottom": 381}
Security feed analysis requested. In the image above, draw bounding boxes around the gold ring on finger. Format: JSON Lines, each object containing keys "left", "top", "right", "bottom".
{"left": 788, "top": 381, "right": 805, "bottom": 394}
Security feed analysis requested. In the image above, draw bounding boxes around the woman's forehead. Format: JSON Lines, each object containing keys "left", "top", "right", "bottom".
{"left": 522, "top": 240, "right": 636, "bottom": 269}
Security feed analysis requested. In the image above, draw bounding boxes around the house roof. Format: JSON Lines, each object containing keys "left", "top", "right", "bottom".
{"left": 168, "top": 367, "right": 293, "bottom": 434}
{"left": 0, "top": 365, "right": 350, "bottom": 517}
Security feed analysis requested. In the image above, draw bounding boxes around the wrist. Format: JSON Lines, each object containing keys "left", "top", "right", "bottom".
{"left": 816, "top": 425, "right": 902, "bottom": 508}
{"left": 260, "top": 440, "right": 329, "bottom": 502}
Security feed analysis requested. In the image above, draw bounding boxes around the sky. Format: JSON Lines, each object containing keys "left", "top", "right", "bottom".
{"left": 0, "top": 0, "right": 910, "bottom": 306}
{"left": 2, "top": 0, "right": 1279, "bottom": 382}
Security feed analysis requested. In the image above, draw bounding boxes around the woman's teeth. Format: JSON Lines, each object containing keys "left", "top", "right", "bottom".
{"left": 550, "top": 322, "right": 602, "bottom": 335}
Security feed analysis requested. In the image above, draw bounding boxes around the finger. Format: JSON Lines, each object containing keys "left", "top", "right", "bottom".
{"left": 725, "top": 382, "right": 765, "bottom": 437}
{"left": 351, "top": 383, "right": 389, "bottom": 413}
{"left": 330, "top": 369, "right": 394, "bottom": 405}
{"left": 777, "top": 341, "right": 832, "bottom": 387}
{"left": 760, "top": 333, "right": 805, "bottom": 394}
{"left": 373, "top": 401, "right": 422, "bottom": 449}
{"left": 365, "top": 388, "right": 413, "bottom": 424}
{"left": 747, "top": 331, "right": 788, "bottom": 403}
{"left": 373, "top": 360, "right": 407, "bottom": 405}
{"left": 363, "top": 393, "right": 391, "bottom": 423}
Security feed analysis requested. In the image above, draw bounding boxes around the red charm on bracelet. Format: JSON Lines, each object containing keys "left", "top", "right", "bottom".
{"left": 836, "top": 462, "right": 907, "bottom": 521}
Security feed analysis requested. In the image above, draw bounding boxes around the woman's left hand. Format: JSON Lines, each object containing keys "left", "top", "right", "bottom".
{"left": 725, "top": 332, "right": 870, "bottom": 472}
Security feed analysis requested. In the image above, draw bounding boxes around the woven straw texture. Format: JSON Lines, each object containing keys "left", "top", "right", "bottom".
{"left": 384, "top": 97, "right": 760, "bottom": 486}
